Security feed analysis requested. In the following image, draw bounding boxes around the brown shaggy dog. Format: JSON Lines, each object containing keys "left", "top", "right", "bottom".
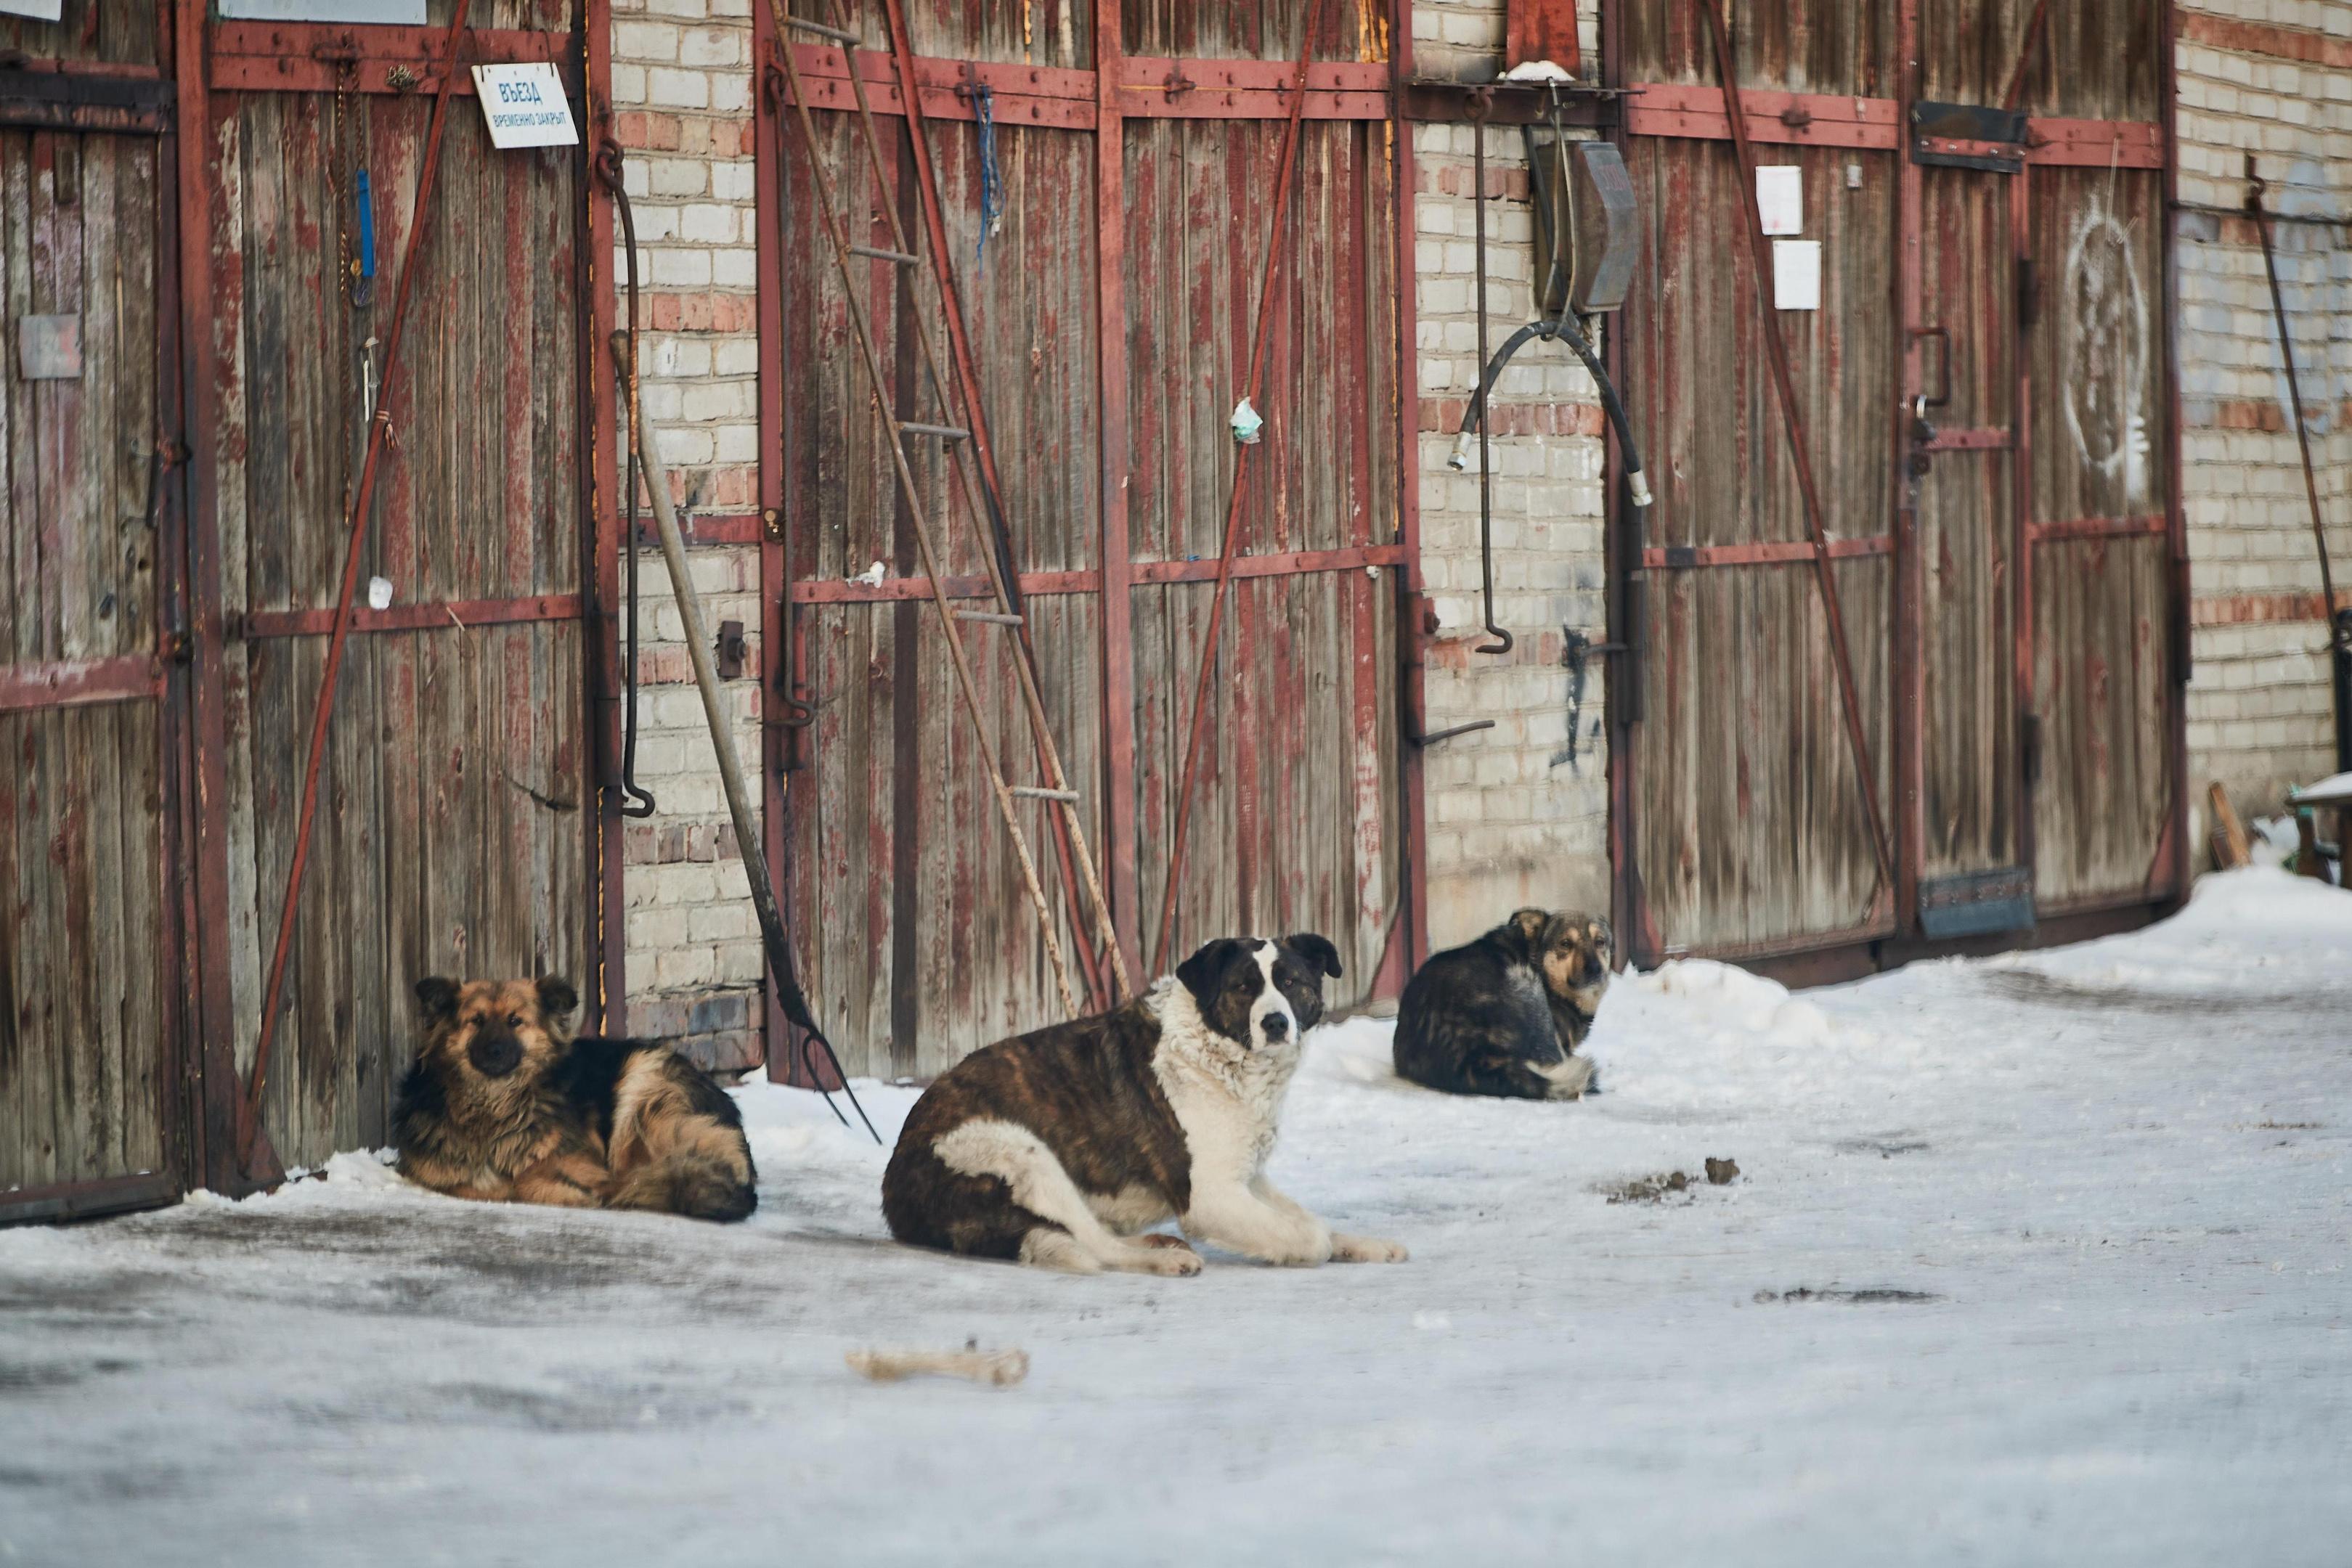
{"left": 394, "top": 976, "right": 757, "bottom": 1222}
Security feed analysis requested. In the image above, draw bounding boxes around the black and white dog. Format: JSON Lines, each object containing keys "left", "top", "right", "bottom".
{"left": 882, "top": 934, "right": 1409, "bottom": 1274}
{"left": 1392, "top": 909, "right": 1613, "bottom": 1100}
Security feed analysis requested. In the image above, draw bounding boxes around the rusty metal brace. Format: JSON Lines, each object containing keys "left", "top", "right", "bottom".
{"left": 1150, "top": 0, "right": 1330, "bottom": 976}
{"left": 1697, "top": 0, "right": 1896, "bottom": 896}
{"left": 2246, "top": 156, "right": 2345, "bottom": 658}
{"left": 237, "top": 0, "right": 476, "bottom": 1180}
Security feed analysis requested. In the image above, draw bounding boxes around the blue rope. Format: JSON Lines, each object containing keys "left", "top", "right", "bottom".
{"left": 974, "top": 83, "right": 1004, "bottom": 273}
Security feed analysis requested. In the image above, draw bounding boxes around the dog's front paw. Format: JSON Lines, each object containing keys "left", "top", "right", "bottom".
{"left": 1133, "top": 1233, "right": 1203, "bottom": 1275}
{"left": 1328, "top": 1233, "right": 1409, "bottom": 1264}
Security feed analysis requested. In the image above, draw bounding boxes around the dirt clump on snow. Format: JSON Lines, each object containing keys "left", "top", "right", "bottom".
{"left": 1753, "top": 1287, "right": 1941, "bottom": 1305}
{"left": 1599, "top": 1158, "right": 1739, "bottom": 1204}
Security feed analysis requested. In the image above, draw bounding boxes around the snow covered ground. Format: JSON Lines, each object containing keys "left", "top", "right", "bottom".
{"left": 4, "top": 869, "right": 2349, "bottom": 1566}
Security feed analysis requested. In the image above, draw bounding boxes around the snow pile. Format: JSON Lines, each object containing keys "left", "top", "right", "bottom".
{"left": 2, "top": 869, "right": 2348, "bottom": 1566}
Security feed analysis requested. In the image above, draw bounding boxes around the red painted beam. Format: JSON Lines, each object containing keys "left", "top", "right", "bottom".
{"left": 237, "top": 592, "right": 582, "bottom": 639}
{"left": 776, "top": 45, "right": 1392, "bottom": 125}
{"left": 2028, "top": 514, "right": 2167, "bottom": 544}
{"left": 1626, "top": 83, "right": 1901, "bottom": 149}
{"left": 788, "top": 546, "right": 1410, "bottom": 604}
{"left": 2025, "top": 118, "right": 2163, "bottom": 168}
{"left": 1626, "top": 82, "right": 2160, "bottom": 172}
{"left": 1641, "top": 538, "right": 1891, "bottom": 569}
{"left": 207, "top": 23, "right": 572, "bottom": 95}
{"left": 777, "top": 44, "right": 1094, "bottom": 128}
{"left": 0, "top": 654, "right": 164, "bottom": 714}
{"left": 1920, "top": 426, "right": 2013, "bottom": 452}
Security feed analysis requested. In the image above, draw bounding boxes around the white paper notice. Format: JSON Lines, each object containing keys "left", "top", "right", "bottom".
{"left": 0, "top": 0, "right": 63, "bottom": 19}
{"left": 472, "top": 63, "right": 580, "bottom": 150}
{"left": 1773, "top": 240, "right": 1822, "bottom": 311}
{"left": 1757, "top": 166, "right": 1804, "bottom": 235}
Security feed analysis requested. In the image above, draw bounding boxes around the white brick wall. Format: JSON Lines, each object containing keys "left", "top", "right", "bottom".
{"left": 1411, "top": 102, "right": 1616, "bottom": 950}
{"left": 2173, "top": 0, "right": 2352, "bottom": 848}
{"left": 610, "top": 0, "right": 767, "bottom": 1069}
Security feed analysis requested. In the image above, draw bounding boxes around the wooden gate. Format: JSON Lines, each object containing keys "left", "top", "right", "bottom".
{"left": 176, "top": 0, "right": 614, "bottom": 1184}
{"left": 0, "top": 1, "right": 188, "bottom": 1222}
{"left": 1611, "top": 0, "right": 2181, "bottom": 974}
{"left": 757, "top": 2, "right": 1407, "bottom": 1077}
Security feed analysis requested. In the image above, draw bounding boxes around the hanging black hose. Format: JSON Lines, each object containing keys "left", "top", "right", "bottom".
{"left": 1452, "top": 98, "right": 1651, "bottom": 666}
{"left": 1452, "top": 314, "right": 1651, "bottom": 512}
{"left": 596, "top": 142, "right": 659, "bottom": 820}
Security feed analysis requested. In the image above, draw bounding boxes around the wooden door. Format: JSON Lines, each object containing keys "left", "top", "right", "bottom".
{"left": 197, "top": 0, "right": 601, "bottom": 1172}
{"left": 758, "top": 1, "right": 1404, "bottom": 1077}
{"left": 1616, "top": 2, "right": 1900, "bottom": 964}
{"left": 1612, "top": 0, "right": 2178, "bottom": 971}
{"left": 0, "top": 1, "right": 187, "bottom": 1222}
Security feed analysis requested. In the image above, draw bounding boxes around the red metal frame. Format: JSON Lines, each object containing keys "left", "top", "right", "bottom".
{"left": 1094, "top": 0, "right": 1142, "bottom": 982}
{"left": 176, "top": 0, "right": 244, "bottom": 1193}
{"left": 1642, "top": 538, "right": 1891, "bottom": 570}
{"left": 1393, "top": 0, "right": 1431, "bottom": 976}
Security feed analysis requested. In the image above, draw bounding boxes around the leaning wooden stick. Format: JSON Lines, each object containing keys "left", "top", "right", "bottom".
{"left": 846, "top": 1348, "right": 1030, "bottom": 1388}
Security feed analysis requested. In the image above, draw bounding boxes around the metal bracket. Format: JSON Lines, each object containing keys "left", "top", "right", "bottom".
{"left": 1411, "top": 719, "right": 1498, "bottom": 748}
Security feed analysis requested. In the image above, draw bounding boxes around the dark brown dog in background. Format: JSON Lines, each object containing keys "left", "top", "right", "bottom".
{"left": 394, "top": 976, "right": 757, "bottom": 1222}
{"left": 1391, "top": 910, "right": 1613, "bottom": 1101}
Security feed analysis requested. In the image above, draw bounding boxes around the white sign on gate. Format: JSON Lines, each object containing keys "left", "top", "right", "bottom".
{"left": 471, "top": 63, "right": 579, "bottom": 150}
{"left": 0, "top": 0, "right": 65, "bottom": 20}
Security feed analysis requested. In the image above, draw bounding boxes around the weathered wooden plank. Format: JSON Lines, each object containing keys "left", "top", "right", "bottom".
{"left": 2033, "top": 535, "right": 2169, "bottom": 906}
{"left": 1917, "top": 166, "right": 2016, "bottom": 881}
{"left": 1621, "top": 0, "right": 1896, "bottom": 97}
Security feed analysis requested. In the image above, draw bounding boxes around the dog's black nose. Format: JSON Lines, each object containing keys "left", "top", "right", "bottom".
{"left": 1261, "top": 1013, "right": 1289, "bottom": 1040}
{"left": 468, "top": 1033, "right": 523, "bottom": 1079}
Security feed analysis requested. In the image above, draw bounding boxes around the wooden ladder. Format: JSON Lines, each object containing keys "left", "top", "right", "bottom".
{"left": 764, "top": 0, "right": 1131, "bottom": 1018}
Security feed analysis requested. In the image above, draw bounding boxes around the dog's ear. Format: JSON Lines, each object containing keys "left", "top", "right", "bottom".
{"left": 1282, "top": 931, "right": 1343, "bottom": 981}
{"left": 535, "top": 975, "right": 579, "bottom": 1021}
{"left": 1176, "top": 938, "right": 1242, "bottom": 1006}
{"left": 1510, "top": 909, "right": 1550, "bottom": 944}
{"left": 414, "top": 976, "right": 459, "bottom": 1023}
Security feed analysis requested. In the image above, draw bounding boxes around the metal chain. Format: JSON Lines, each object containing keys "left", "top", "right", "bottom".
{"left": 327, "top": 64, "right": 357, "bottom": 305}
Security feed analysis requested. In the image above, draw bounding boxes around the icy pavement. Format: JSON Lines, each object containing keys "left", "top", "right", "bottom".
{"left": 4, "top": 870, "right": 2349, "bottom": 1567}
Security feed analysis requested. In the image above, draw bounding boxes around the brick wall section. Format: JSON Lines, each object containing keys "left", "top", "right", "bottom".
{"left": 2172, "top": 0, "right": 2352, "bottom": 850}
{"left": 610, "top": 0, "right": 768, "bottom": 1070}
{"left": 1409, "top": 0, "right": 1615, "bottom": 950}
